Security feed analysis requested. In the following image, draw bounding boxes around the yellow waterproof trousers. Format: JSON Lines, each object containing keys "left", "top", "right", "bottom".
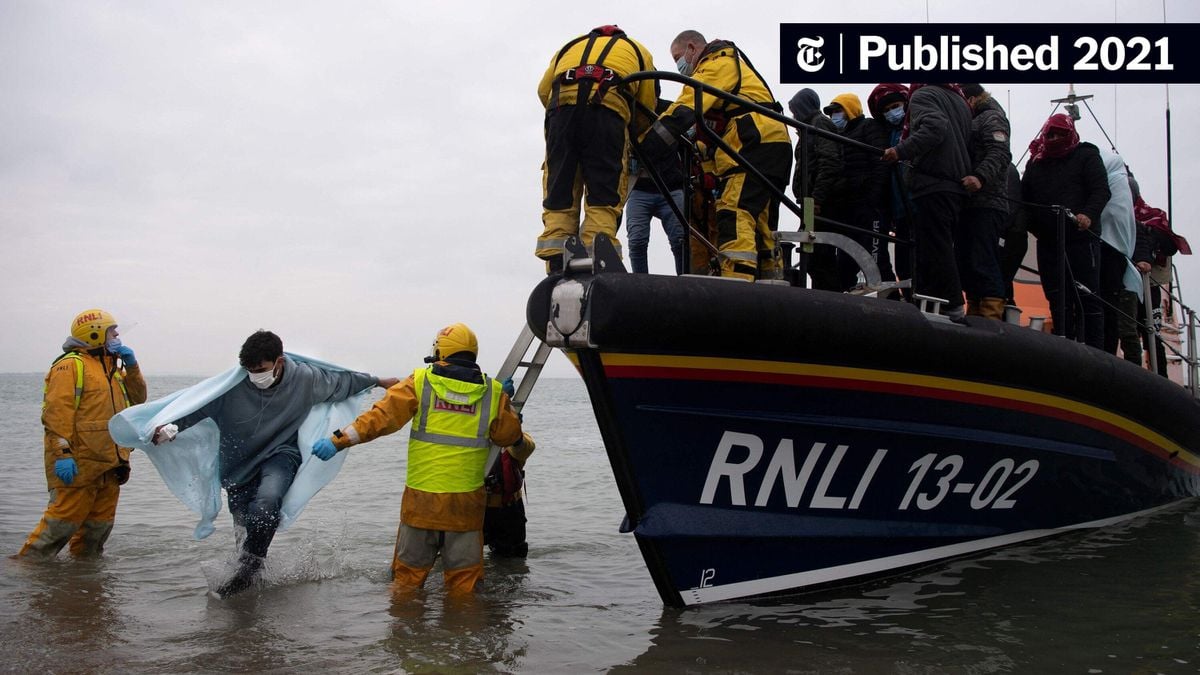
{"left": 391, "top": 523, "right": 484, "bottom": 596}
{"left": 537, "top": 104, "right": 627, "bottom": 267}
{"left": 19, "top": 472, "right": 120, "bottom": 559}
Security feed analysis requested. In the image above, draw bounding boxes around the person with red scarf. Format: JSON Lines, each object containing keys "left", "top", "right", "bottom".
{"left": 1021, "top": 113, "right": 1111, "bottom": 349}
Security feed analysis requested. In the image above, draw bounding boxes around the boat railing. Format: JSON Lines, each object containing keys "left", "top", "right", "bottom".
{"left": 618, "top": 70, "right": 907, "bottom": 293}
{"left": 610, "top": 71, "right": 1194, "bottom": 390}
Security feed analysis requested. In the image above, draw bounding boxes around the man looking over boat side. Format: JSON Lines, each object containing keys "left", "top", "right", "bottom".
{"left": 536, "top": 26, "right": 658, "bottom": 274}
{"left": 641, "top": 30, "right": 792, "bottom": 281}
{"left": 1021, "top": 114, "right": 1111, "bottom": 349}
{"left": 311, "top": 323, "right": 524, "bottom": 595}
{"left": 957, "top": 83, "right": 1011, "bottom": 320}
{"left": 18, "top": 309, "right": 147, "bottom": 560}
{"left": 882, "top": 83, "right": 973, "bottom": 319}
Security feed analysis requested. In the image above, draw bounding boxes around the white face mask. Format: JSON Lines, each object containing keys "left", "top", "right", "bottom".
{"left": 248, "top": 367, "right": 276, "bottom": 389}
{"left": 105, "top": 336, "right": 122, "bottom": 353}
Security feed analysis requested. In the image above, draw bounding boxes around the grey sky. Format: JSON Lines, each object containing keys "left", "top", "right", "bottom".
{"left": 2, "top": 0, "right": 1196, "bottom": 379}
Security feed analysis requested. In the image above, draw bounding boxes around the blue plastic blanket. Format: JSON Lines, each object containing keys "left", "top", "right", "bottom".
{"left": 108, "top": 353, "right": 371, "bottom": 540}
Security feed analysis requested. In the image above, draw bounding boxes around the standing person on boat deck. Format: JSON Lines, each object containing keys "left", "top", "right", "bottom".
{"left": 311, "top": 323, "right": 524, "bottom": 595}
{"left": 882, "top": 83, "right": 973, "bottom": 319}
{"left": 536, "top": 25, "right": 658, "bottom": 274}
{"left": 788, "top": 88, "right": 843, "bottom": 290}
{"left": 150, "top": 330, "right": 397, "bottom": 597}
{"left": 957, "top": 83, "right": 1011, "bottom": 320}
{"left": 18, "top": 309, "right": 147, "bottom": 560}
{"left": 867, "top": 83, "right": 912, "bottom": 291}
{"left": 641, "top": 30, "right": 792, "bottom": 281}
{"left": 1021, "top": 113, "right": 1111, "bottom": 349}
{"left": 624, "top": 98, "right": 687, "bottom": 275}
{"left": 824, "top": 92, "right": 892, "bottom": 291}
{"left": 1096, "top": 151, "right": 1142, "bottom": 363}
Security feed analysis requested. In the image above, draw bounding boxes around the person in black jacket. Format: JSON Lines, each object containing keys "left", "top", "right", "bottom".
{"left": 883, "top": 84, "right": 973, "bottom": 318}
{"left": 823, "top": 92, "right": 893, "bottom": 291}
{"left": 957, "top": 84, "right": 1010, "bottom": 320}
{"left": 788, "top": 88, "right": 842, "bottom": 212}
{"left": 1021, "top": 113, "right": 1111, "bottom": 349}
{"left": 868, "top": 83, "right": 913, "bottom": 290}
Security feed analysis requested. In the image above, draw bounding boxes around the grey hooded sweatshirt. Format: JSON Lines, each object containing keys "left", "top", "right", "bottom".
{"left": 175, "top": 356, "right": 377, "bottom": 487}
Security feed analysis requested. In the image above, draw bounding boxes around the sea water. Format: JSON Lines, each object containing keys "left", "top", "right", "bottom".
{"left": 1, "top": 374, "right": 1197, "bottom": 673}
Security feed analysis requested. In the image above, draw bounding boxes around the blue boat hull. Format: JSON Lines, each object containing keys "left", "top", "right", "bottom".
{"left": 529, "top": 272, "right": 1200, "bottom": 606}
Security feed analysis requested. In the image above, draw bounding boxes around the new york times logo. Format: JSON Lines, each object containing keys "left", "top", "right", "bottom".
{"left": 779, "top": 24, "right": 1196, "bottom": 84}
{"left": 795, "top": 36, "right": 825, "bottom": 73}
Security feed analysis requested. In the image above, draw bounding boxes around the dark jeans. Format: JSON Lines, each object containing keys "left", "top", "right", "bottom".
{"left": 912, "top": 191, "right": 965, "bottom": 309}
{"left": 227, "top": 451, "right": 300, "bottom": 559}
{"left": 954, "top": 207, "right": 1006, "bottom": 300}
{"left": 1098, "top": 242, "right": 1139, "bottom": 360}
{"left": 1038, "top": 236, "right": 1104, "bottom": 350}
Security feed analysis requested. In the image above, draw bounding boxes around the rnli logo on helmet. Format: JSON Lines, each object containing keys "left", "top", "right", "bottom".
{"left": 795, "top": 36, "right": 826, "bottom": 73}
{"left": 75, "top": 311, "right": 102, "bottom": 327}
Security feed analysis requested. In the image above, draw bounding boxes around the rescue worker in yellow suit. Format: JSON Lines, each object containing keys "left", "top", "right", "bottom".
{"left": 643, "top": 30, "right": 792, "bottom": 281}
{"left": 536, "top": 25, "right": 659, "bottom": 273}
{"left": 311, "top": 323, "right": 524, "bottom": 595}
{"left": 18, "top": 309, "right": 147, "bottom": 559}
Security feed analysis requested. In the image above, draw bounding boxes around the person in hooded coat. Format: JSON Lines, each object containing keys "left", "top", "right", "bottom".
{"left": 1022, "top": 113, "right": 1111, "bottom": 349}
{"left": 824, "top": 92, "right": 892, "bottom": 291}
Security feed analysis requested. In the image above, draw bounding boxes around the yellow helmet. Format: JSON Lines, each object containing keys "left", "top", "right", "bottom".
{"left": 430, "top": 322, "right": 478, "bottom": 361}
{"left": 71, "top": 309, "right": 118, "bottom": 348}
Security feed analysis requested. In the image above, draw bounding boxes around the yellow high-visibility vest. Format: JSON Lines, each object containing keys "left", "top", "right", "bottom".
{"left": 406, "top": 366, "right": 501, "bottom": 493}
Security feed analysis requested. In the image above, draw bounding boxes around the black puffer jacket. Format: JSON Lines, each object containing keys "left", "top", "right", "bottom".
{"left": 893, "top": 85, "right": 972, "bottom": 198}
{"left": 791, "top": 112, "right": 843, "bottom": 205}
{"left": 965, "top": 96, "right": 1012, "bottom": 212}
{"left": 1021, "top": 142, "right": 1111, "bottom": 241}
{"left": 830, "top": 115, "right": 890, "bottom": 210}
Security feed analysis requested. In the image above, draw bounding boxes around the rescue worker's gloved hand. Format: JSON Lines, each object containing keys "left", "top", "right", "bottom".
{"left": 501, "top": 377, "right": 515, "bottom": 399}
{"left": 312, "top": 438, "right": 338, "bottom": 461}
{"left": 54, "top": 457, "right": 78, "bottom": 485}
{"left": 111, "top": 344, "right": 137, "bottom": 366}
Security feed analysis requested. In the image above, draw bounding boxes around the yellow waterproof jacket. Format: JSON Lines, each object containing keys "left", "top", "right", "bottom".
{"left": 42, "top": 350, "right": 147, "bottom": 488}
{"left": 660, "top": 41, "right": 790, "bottom": 174}
{"left": 538, "top": 28, "right": 658, "bottom": 134}
{"left": 334, "top": 363, "right": 522, "bottom": 531}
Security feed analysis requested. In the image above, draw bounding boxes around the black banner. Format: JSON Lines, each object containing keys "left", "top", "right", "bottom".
{"left": 780, "top": 24, "right": 1199, "bottom": 83}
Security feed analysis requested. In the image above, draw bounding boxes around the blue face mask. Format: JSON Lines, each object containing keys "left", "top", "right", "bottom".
{"left": 884, "top": 106, "right": 905, "bottom": 126}
{"left": 830, "top": 112, "right": 847, "bottom": 131}
{"left": 675, "top": 55, "right": 692, "bottom": 76}
{"left": 105, "top": 336, "right": 122, "bottom": 353}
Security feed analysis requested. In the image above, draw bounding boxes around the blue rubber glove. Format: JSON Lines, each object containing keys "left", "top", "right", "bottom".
{"left": 111, "top": 344, "right": 137, "bottom": 366}
{"left": 312, "top": 438, "right": 338, "bottom": 461}
{"left": 501, "top": 377, "right": 515, "bottom": 399}
{"left": 54, "top": 457, "right": 78, "bottom": 484}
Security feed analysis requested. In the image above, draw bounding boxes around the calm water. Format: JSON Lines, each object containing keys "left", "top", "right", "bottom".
{"left": 1, "top": 373, "right": 1198, "bottom": 673}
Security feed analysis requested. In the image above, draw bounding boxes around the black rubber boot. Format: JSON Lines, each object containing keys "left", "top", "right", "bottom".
{"left": 216, "top": 553, "right": 264, "bottom": 598}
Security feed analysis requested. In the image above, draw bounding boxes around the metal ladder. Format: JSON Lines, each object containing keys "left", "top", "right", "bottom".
{"left": 483, "top": 324, "right": 553, "bottom": 475}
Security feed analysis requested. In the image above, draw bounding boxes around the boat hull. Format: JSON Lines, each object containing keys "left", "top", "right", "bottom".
{"left": 529, "top": 273, "right": 1200, "bottom": 606}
